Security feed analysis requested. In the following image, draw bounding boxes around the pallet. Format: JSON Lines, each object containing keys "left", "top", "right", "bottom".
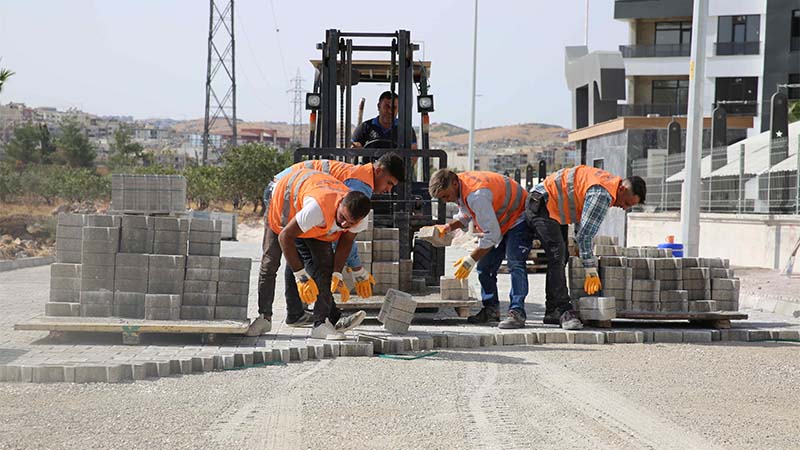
{"left": 336, "top": 294, "right": 480, "bottom": 318}
{"left": 615, "top": 311, "right": 748, "bottom": 329}
{"left": 497, "top": 263, "right": 547, "bottom": 274}
{"left": 15, "top": 315, "right": 249, "bottom": 345}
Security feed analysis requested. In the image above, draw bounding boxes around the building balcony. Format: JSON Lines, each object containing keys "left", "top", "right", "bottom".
{"left": 713, "top": 100, "right": 759, "bottom": 116}
{"left": 619, "top": 44, "right": 690, "bottom": 58}
{"left": 617, "top": 103, "right": 688, "bottom": 117}
{"left": 715, "top": 41, "right": 760, "bottom": 56}
{"left": 791, "top": 37, "right": 800, "bottom": 52}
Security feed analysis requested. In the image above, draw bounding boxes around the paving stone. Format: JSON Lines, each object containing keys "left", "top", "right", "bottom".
{"left": 32, "top": 365, "right": 66, "bottom": 383}
{"left": 747, "top": 330, "right": 772, "bottom": 341}
{"left": 144, "top": 307, "right": 180, "bottom": 320}
{"left": 219, "top": 257, "right": 251, "bottom": 271}
{"left": 598, "top": 256, "right": 626, "bottom": 267}
{"left": 218, "top": 269, "right": 250, "bottom": 283}
{"left": 683, "top": 267, "right": 710, "bottom": 280}
{"left": 121, "top": 362, "right": 148, "bottom": 380}
{"left": 578, "top": 296, "right": 615, "bottom": 310}
{"left": 217, "top": 281, "right": 249, "bottom": 295}
{"left": 579, "top": 308, "right": 616, "bottom": 321}
{"left": 712, "top": 278, "right": 740, "bottom": 290}
{"left": 180, "top": 306, "right": 215, "bottom": 320}
{"left": 80, "top": 304, "right": 113, "bottom": 317}
{"left": 629, "top": 301, "right": 659, "bottom": 312}
{"left": 182, "top": 293, "right": 217, "bottom": 307}
{"left": 80, "top": 252, "right": 115, "bottom": 266}
{"left": 383, "top": 317, "right": 411, "bottom": 334}
{"left": 49, "top": 288, "right": 81, "bottom": 303}
{"left": 544, "top": 331, "right": 569, "bottom": 344}
{"left": 660, "top": 290, "right": 689, "bottom": 302}
{"left": 659, "top": 301, "right": 688, "bottom": 313}
{"left": 215, "top": 294, "right": 248, "bottom": 307}
{"left": 573, "top": 331, "right": 605, "bottom": 344}
{"left": 653, "top": 330, "right": 684, "bottom": 343}
{"left": 606, "top": 330, "right": 644, "bottom": 344}
{"left": 74, "top": 365, "right": 123, "bottom": 383}
{"left": 373, "top": 228, "right": 399, "bottom": 240}
{"left": 416, "top": 225, "right": 454, "bottom": 247}
{"left": 58, "top": 213, "right": 86, "bottom": 227}
{"left": 683, "top": 330, "right": 713, "bottom": 343}
{"left": 689, "top": 300, "right": 717, "bottom": 312}
{"left": 632, "top": 280, "right": 660, "bottom": 291}
{"left": 51, "top": 263, "right": 82, "bottom": 278}
{"left": 711, "top": 268, "right": 735, "bottom": 278}
{"left": 215, "top": 306, "right": 248, "bottom": 320}
{"left": 45, "top": 302, "right": 80, "bottom": 317}
{"left": 188, "top": 242, "right": 221, "bottom": 256}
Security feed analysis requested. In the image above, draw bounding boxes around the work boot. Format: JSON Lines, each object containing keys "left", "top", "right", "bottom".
{"left": 467, "top": 306, "right": 500, "bottom": 324}
{"left": 335, "top": 310, "right": 367, "bottom": 333}
{"left": 310, "top": 319, "right": 346, "bottom": 340}
{"left": 245, "top": 314, "right": 272, "bottom": 336}
{"left": 286, "top": 311, "right": 314, "bottom": 328}
{"left": 559, "top": 309, "right": 583, "bottom": 330}
{"left": 542, "top": 310, "right": 561, "bottom": 325}
{"left": 498, "top": 309, "right": 526, "bottom": 329}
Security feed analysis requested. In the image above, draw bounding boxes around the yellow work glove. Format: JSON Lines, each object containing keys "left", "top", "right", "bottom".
{"left": 293, "top": 268, "right": 319, "bottom": 304}
{"left": 435, "top": 224, "right": 451, "bottom": 238}
{"left": 452, "top": 255, "right": 476, "bottom": 280}
{"left": 330, "top": 272, "right": 350, "bottom": 303}
{"left": 352, "top": 267, "right": 376, "bottom": 299}
{"left": 584, "top": 267, "right": 602, "bottom": 295}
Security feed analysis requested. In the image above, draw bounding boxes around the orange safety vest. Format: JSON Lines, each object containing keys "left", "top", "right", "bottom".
{"left": 543, "top": 165, "right": 621, "bottom": 225}
{"left": 293, "top": 159, "right": 375, "bottom": 192}
{"left": 268, "top": 169, "right": 349, "bottom": 242}
{"left": 458, "top": 171, "right": 527, "bottom": 235}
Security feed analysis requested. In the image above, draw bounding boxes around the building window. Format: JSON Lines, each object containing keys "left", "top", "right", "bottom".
{"left": 592, "top": 158, "right": 604, "bottom": 170}
{"left": 789, "top": 74, "right": 800, "bottom": 101}
{"left": 714, "top": 77, "right": 758, "bottom": 115}
{"left": 792, "top": 10, "right": 800, "bottom": 51}
{"left": 652, "top": 79, "right": 689, "bottom": 115}
{"left": 655, "top": 21, "right": 692, "bottom": 46}
{"left": 717, "top": 15, "right": 760, "bottom": 55}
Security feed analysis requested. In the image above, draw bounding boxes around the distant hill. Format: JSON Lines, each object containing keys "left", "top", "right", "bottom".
{"left": 167, "top": 118, "right": 568, "bottom": 147}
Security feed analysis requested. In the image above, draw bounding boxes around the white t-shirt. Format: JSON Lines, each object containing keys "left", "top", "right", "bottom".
{"left": 295, "top": 197, "right": 368, "bottom": 237}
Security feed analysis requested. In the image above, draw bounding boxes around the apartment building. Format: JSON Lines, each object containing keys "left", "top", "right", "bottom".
{"left": 615, "top": 0, "right": 800, "bottom": 133}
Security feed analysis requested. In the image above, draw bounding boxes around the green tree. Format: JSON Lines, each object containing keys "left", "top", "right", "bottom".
{"left": 184, "top": 164, "right": 223, "bottom": 210}
{"left": 221, "top": 143, "right": 291, "bottom": 213}
{"left": 0, "top": 58, "right": 13, "bottom": 95}
{"left": 789, "top": 100, "right": 800, "bottom": 124}
{"left": 0, "top": 163, "right": 22, "bottom": 201}
{"left": 4, "top": 122, "right": 41, "bottom": 164}
{"left": 57, "top": 116, "right": 96, "bottom": 168}
{"left": 109, "top": 124, "right": 145, "bottom": 167}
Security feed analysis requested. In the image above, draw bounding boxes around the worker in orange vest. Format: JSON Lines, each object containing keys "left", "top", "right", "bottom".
{"left": 248, "top": 168, "right": 372, "bottom": 340}
{"left": 429, "top": 169, "right": 533, "bottom": 329}
{"left": 526, "top": 165, "right": 646, "bottom": 329}
{"left": 255, "top": 152, "right": 405, "bottom": 334}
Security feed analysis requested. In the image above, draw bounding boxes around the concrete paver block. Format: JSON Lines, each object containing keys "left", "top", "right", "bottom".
{"left": 416, "top": 226, "right": 454, "bottom": 247}
{"left": 653, "top": 330, "right": 683, "bottom": 343}
{"left": 215, "top": 306, "right": 247, "bottom": 320}
{"left": 683, "top": 330, "right": 713, "bottom": 343}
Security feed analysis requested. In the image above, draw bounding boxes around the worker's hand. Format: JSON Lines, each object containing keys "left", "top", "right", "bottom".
{"left": 294, "top": 268, "right": 319, "bottom": 304}
{"left": 352, "top": 267, "right": 376, "bottom": 299}
{"left": 435, "top": 224, "right": 451, "bottom": 238}
{"left": 452, "top": 255, "right": 476, "bottom": 280}
{"left": 330, "top": 272, "right": 350, "bottom": 303}
{"left": 584, "top": 267, "right": 602, "bottom": 295}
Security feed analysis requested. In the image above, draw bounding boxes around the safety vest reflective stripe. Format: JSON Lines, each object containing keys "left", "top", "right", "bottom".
{"left": 552, "top": 168, "right": 567, "bottom": 224}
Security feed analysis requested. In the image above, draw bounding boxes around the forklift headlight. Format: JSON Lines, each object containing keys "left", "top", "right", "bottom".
{"left": 306, "top": 93, "right": 321, "bottom": 110}
{"left": 417, "top": 95, "right": 434, "bottom": 113}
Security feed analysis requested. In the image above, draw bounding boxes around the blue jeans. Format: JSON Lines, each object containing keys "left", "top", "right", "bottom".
{"left": 476, "top": 220, "right": 534, "bottom": 318}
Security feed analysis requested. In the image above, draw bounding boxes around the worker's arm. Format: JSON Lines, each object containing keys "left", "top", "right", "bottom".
{"left": 334, "top": 231, "right": 357, "bottom": 274}
{"left": 575, "top": 185, "right": 613, "bottom": 268}
{"left": 278, "top": 219, "right": 306, "bottom": 272}
{"left": 351, "top": 122, "right": 366, "bottom": 148}
{"left": 464, "top": 189, "right": 503, "bottom": 261}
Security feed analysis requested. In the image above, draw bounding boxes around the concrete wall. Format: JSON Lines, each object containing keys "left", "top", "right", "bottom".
{"left": 627, "top": 212, "right": 800, "bottom": 269}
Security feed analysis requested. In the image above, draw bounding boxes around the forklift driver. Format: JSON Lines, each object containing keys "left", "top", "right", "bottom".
{"left": 352, "top": 91, "right": 418, "bottom": 149}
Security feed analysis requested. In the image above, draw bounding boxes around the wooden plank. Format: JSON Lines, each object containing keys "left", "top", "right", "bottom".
{"left": 336, "top": 297, "right": 479, "bottom": 311}
{"left": 616, "top": 311, "right": 747, "bottom": 321}
{"left": 15, "top": 315, "right": 249, "bottom": 335}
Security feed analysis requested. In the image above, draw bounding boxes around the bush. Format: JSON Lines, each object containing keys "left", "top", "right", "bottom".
{"left": 183, "top": 165, "right": 223, "bottom": 209}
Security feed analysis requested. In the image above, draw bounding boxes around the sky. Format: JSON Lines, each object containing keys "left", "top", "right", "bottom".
{"left": 0, "top": 0, "right": 628, "bottom": 130}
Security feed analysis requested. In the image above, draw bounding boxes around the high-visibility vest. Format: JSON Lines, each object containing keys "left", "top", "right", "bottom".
{"left": 458, "top": 171, "right": 527, "bottom": 235}
{"left": 293, "top": 160, "right": 375, "bottom": 192}
{"left": 543, "top": 165, "right": 621, "bottom": 225}
{"left": 268, "top": 169, "right": 349, "bottom": 242}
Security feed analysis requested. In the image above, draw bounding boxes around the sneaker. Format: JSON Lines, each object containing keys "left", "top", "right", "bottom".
{"left": 286, "top": 311, "right": 314, "bottom": 328}
{"left": 467, "top": 306, "right": 500, "bottom": 324}
{"left": 245, "top": 314, "right": 271, "bottom": 336}
{"left": 542, "top": 310, "right": 561, "bottom": 325}
{"left": 310, "top": 319, "right": 346, "bottom": 340}
{"left": 335, "top": 310, "right": 367, "bottom": 333}
{"left": 498, "top": 309, "right": 526, "bottom": 329}
{"left": 559, "top": 310, "right": 583, "bottom": 330}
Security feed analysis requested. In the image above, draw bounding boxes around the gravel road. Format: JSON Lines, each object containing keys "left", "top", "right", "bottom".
{"left": 2, "top": 342, "right": 798, "bottom": 450}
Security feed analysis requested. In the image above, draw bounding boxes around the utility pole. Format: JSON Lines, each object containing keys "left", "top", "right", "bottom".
{"left": 203, "top": 0, "right": 237, "bottom": 166}
{"left": 288, "top": 69, "right": 305, "bottom": 146}
{"left": 467, "top": 0, "right": 479, "bottom": 171}
{"left": 680, "top": 0, "right": 709, "bottom": 257}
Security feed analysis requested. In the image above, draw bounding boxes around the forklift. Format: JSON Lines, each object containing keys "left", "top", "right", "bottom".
{"left": 295, "top": 29, "right": 447, "bottom": 287}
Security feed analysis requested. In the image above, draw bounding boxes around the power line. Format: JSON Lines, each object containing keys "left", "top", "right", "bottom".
{"left": 268, "top": 0, "right": 288, "bottom": 81}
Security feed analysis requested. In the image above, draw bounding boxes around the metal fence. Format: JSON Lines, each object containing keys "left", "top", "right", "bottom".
{"left": 631, "top": 135, "right": 800, "bottom": 215}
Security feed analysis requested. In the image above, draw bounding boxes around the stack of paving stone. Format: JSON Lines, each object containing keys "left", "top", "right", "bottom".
{"left": 704, "top": 257, "right": 739, "bottom": 311}
{"left": 567, "top": 257, "right": 591, "bottom": 300}
{"left": 440, "top": 275, "right": 469, "bottom": 300}
{"left": 56, "top": 213, "right": 85, "bottom": 263}
{"left": 371, "top": 228, "right": 400, "bottom": 296}
{"left": 111, "top": 174, "right": 186, "bottom": 213}
{"left": 145, "top": 294, "right": 181, "bottom": 320}
{"left": 399, "top": 259, "right": 413, "bottom": 291}
{"left": 215, "top": 257, "right": 251, "bottom": 320}
{"left": 598, "top": 258, "right": 631, "bottom": 312}
{"left": 182, "top": 256, "right": 219, "bottom": 320}
{"left": 79, "top": 224, "right": 120, "bottom": 317}
{"left": 627, "top": 257, "right": 659, "bottom": 313}
{"left": 46, "top": 263, "right": 81, "bottom": 317}
{"left": 653, "top": 258, "right": 687, "bottom": 312}
{"left": 354, "top": 210, "right": 374, "bottom": 242}
{"left": 188, "top": 219, "right": 221, "bottom": 256}
{"left": 378, "top": 289, "right": 417, "bottom": 333}
{"left": 416, "top": 225, "right": 454, "bottom": 247}
{"left": 119, "top": 216, "right": 153, "bottom": 254}
{"left": 114, "top": 253, "right": 149, "bottom": 318}
{"left": 152, "top": 217, "right": 189, "bottom": 256}
{"left": 577, "top": 296, "right": 616, "bottom": 321}
{"left": 145, "top": 255, "right": 185, "bottom": 321}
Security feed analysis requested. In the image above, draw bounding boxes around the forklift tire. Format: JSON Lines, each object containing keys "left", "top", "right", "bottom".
{"left": 412, "top": 240, "right": 434, "bottom": 274}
